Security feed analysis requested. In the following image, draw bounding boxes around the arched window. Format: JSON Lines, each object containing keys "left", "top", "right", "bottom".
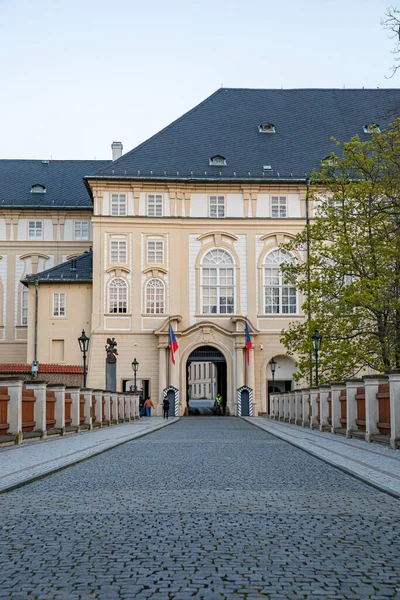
{"left": 201, "top": 248, "right": 235, "bottom": 314}
{"left": 263, "top": 249, "right": 297, "bottom": 314}
{"left": 145, "top": 279, "right": 165, "bottom": 314}
{"left": 108, "top": 278, "right": 128, "bottom": 313}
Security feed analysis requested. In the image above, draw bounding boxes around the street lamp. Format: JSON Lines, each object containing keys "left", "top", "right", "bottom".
{"left": 78, "top": 329, "right": 90, "bottom": 388}
{"left": 131, "top": 358, "right": 139, "bottom": 393}
{"left": 269, "top": 357, "right": 277, "bottom": 389}
{"left": 311, "top": 329, "right": 322, "bottom": 386}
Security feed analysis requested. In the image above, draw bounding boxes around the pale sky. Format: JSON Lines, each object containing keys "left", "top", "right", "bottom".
{"left": 0, "top": 0, "right": 397, "bottom": 160}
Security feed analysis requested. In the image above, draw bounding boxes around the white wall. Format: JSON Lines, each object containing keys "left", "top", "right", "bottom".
{"left": 235, "top": 235, "right": 247, "bottom": 315}
{"left": 188, "top": 234, "right": 201, "bottom": 324}
{"left": 190, "top": 194, "right": 207, "bottom": 218}
{"left": 257, "top": 194, "right": 270, "bottom": 218}
{"left": 227, "top": 194, "right": 244, "bottom": 218}
{"left": 288, "top": 194, "right": 301, "bottom": 217}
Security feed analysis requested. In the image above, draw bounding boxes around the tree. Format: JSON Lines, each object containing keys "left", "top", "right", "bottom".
{"left": 280, "top": 120, "right": 400, "bottom": 383}
{"left": 382, "top": 6, "right": 400, "bottom": 78}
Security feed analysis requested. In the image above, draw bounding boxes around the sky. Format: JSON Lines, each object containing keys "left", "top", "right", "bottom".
{"left": 0, "top": 0, "right": 398, "bottom": 160}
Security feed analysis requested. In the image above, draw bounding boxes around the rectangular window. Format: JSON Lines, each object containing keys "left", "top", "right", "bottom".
{"left": 28, "top": 221, "right": 43, "bottom": 240}
{"left": 74, "top": 221, "right": 89, "bottom": 240}
{"left": 147, "top": 240, "right": 164, "bottom": 264}
{"left": 21, "top": 288, "right": 28, "bottom": 326}
{"left": 110, "top": 240, "right": 127, "bottom": 264}
{"left": 209, "top": 195, "right": 225, "bottom": 218}
{"left": 111, "top": 193, "right": 127, "bottom": 216}
{"left": 271, "top": 196, "right": 287, "bottom": 218}
{"left": 53, "top": 293, "right": 66, "bottom": 317}
{"left": 147, "top": 194, "right": 163, "bottom": 217}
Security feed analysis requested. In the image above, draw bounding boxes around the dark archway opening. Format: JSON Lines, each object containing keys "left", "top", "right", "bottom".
{"left": 186, "top": 346, "right": 227, "bottom": 416}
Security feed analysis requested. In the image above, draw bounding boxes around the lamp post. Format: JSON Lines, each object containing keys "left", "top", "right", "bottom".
{"left": 311, "top": 329, "right": 322, "bottom": 387}
{"left": 131, "top": 358, "right": 139, "bottom": 393}
{"left": 78, "top": 329, "right": 90, "bottom": 388}
{"left": 269, "top": 357, "right": 277, "bottom": 391}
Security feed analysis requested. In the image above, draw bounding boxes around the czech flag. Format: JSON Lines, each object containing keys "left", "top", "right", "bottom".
{"left": 245, "top": 322, "right": 253, "bottom": 365}
{"left": 169, "top": 324, "right": 179, "bottom": 365}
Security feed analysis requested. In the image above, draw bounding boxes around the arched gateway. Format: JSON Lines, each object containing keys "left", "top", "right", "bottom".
{"left": 186, "top": 346, "right": 227, "bottom": 415}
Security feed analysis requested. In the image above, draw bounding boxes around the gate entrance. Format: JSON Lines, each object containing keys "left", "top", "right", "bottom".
{"left": 186, "top": 346, "right": 227, "bottom": 416}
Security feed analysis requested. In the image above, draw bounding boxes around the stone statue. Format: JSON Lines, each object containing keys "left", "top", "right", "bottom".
{"left": 105, "top": 338, "right": 118, "bottom": 364}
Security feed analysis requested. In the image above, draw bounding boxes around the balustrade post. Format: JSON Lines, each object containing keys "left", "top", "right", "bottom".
{"left": 47, "top": 384, "right": 66, "bottom": 434}
{"left": 92, "top": 390, "right": 103, "bottom": 427}
{"left": 318, "top": 385, "right": 330, "bottom": 431}
{"left": 118, "top": 394, "right": 125, "bottom": 421}
{"left": 345, "top": 379, "right": 363, "bottom": 438}
{"left": 294, "top": 390, "right": 302, "bottom": 425}
{"left": 81, "top": 389, "right": 93, "bottom": 429}
{"left": 363, "top": 375, "right": 387, "bottom": 442}
{"left": 330, "top": 383, "right": 345, "bottom": 433}
{"left": 24, "top": 380, "right": 47, "bottom": 437}
{"left": 110, "top": 393, "right": 118, "bottom": 423}
{"left": 5, "top": 379, "right": 23, "bottom": 441}
{"left": 66, "top": 387, "right": 80, "bottom": 431}
{"left": 288, "top": 391, "right": 295, "bottom": 423}
{"left": 103, "top": 391, "right": 111, "bottom": 424}
{"left": 283, "top": 392, "right": 289, "bottom": 422}
{"left": 124, "top": 393, "right": 131, "bottom": 421}
{"left": 387, "top": 370, "right": 400, "bottom": 449}
{"left": 278, "top": 394, "right": 284, "bottom": 421}
{"left": 309, "top": 388, "right": 319, "bottom": 429}
{"left": 302, "top": 389, "right": 310, "bottom": 427}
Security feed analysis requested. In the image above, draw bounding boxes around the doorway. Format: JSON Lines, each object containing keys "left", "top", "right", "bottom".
{"left": 186, "top": 346, "right": 227, "bottom": 416}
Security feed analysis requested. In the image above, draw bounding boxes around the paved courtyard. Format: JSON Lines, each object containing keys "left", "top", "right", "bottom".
{"left": 0, "top": 417, "right": 399, "bottom": 599}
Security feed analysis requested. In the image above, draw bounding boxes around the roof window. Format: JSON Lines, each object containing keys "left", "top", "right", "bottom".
{"left": 363, "top": 123, "right": 380, "bottom": 134}
{"left": 209, "top": 155, "right": 227, "bottom": 166}
{"left": 321, "top": 155, "right": 337, "bottom": 167}
{"left": 30, "top": 184, "right": 46, "bottom": 194}
{"left": 258, "top": 123, "right": 276, "bottom": 134}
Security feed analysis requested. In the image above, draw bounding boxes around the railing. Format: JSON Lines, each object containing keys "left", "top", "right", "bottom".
{"left": 0, "top": 379, "right": 141, "bottom": 444}
{"left": 269, "top": 370, "right": 400, "bottom": 449}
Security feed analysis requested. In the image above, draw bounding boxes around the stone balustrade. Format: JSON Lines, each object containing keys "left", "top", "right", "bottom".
{"left": 0, "top": 379, "right": 141, "bottom": 445}
{"left": 269, "top": 370, "right": 400, "bottom": 449}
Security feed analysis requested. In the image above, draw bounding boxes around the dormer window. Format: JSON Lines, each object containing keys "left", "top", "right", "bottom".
{"left": 209, "top": 155, "right": 227, "bottom": 166}
{"left": 321, "top": 155, "right": 337, "bottom": 167}
{"left": 31, "top": 184, "right": 46, "bottom": 194}
{"left": 258, "top": 123, "right": 276, "bottom": 134}
{"left": 363, "top": 123, "right": 380, "bottom": 134}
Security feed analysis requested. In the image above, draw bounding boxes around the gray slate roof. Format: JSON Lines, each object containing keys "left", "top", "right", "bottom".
{"left": 23, "top": 251, "right": 92, "bottom": 284}
{"left": 0, "top": 160, "right": 109, "bottom": 209}
{"left": 89, "top": 88, "right": 400, "bottom": 183}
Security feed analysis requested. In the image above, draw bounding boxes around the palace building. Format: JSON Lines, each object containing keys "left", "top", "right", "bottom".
{"left": 2, "top": 88, "right": 400, "bottom": 415}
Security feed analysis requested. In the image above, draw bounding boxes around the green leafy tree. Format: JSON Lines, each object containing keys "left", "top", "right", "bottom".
{"left": 280, "top": 120, "right": 400, "bottom": 383}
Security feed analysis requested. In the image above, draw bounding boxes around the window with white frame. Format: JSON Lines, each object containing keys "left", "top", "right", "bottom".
{"left": 21, "top": 288, "right": 28, "bottom": 325}
{"left": 28, "top": 221, "right": 43, "bottom": 240}
{"left": 201, "top": 249, "right": 235, "bottom": 314}
{"left": 263, "top": 249, "right": 297, "bottom": 314}
{"left": 271, "top": 196, "right": 287, "bottom": 218}
{"left": 147, "top": 194, "right": 163, "bottom": 217}
{"left": 110, "top": 240, "right": 127, "bottom": 264}
{"left": 74, "top": 221, "right": 89, "bottom": 240}
{"left": 209, "top": 195, "right": 225, "bottom": 218}
{"left": 52, "top": 292, "right": 66, "bottom": 317}
{"left": 147, "top": 240, "right": 164, "bottom": 264}
{"left": 108, "top": 278, "right": 128, "bottom": 313}
{"left": 111, "top": 193, "right": 127, "bottom": 216}
{"left": 145, "top": 278, "right": 165, "bottom": 314}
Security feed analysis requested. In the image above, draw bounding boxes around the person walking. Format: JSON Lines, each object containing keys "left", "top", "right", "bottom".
{"left": 143, "top": 397, "right": 154, "bottom": 418}
{"left": 139, "top": 393, "right": 145, "bottom": 418}
{"left": 162, "top": 397, "right": 170, "bottom": 419}
{"left": 215, "top": 392, "right": 223, "bottom": 416}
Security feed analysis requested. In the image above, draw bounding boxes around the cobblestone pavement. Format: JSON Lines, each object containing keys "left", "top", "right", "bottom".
{"left": 0, "top": 417, "right": 399, "bottom": 599}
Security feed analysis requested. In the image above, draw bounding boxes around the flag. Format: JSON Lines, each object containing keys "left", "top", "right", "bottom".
{"left": 169, "top": 323, "right": 179, "bottom": 365}
{"left": 245, "top": 321, "right": 253, "bottom": 365}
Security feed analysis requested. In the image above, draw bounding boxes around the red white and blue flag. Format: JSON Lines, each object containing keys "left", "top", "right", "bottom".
{"left": 245, "top": 322, "right": 253, "bottom": 365}
{"left": 169, "top": 324, "right": 179, "bottom": 365}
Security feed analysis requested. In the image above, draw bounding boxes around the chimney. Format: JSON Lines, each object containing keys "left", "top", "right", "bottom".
{"left": 111, "top": 141, "right": 123, "bottom": 161}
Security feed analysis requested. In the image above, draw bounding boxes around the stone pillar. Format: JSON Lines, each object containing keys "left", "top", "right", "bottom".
{"left": 47, "top": 384, "right": 66, "bottom": 434}
{"left": 288, "top": 391, "right": 295, "bottom": 423}
{"left": 5, "top": 379, "right": 23, "bottom": 440}
{"left": 66, "top": 386, "right": 80, "bottom": 430}
{"left": 124, "top": 394, "right": 131, "bottom": 421}
{"left": 158, "top": 346, "right": 167, "bottom": 406}
{"left": 282, "top": 392, "right": 289, "bottom": 422}
{"left": 131, "top": 392, "right": 140, "bottom": 419}
{"left": 92, "top": 390, "right": 103, "bottom": 427}
{"left": 111, "top": 393, "right": 118, "bottom": 423}
{"left": 330, "top": 383, "right": 345, "bottom": 433}
{"left": 345, "top": 379, "right": 363, "bottom": 438}
{"left": 294, "top": 390, "right": 302, "bottom": 425}
{"left": 309, "top": 388, "right": 319, "bottom": 429}
{"left": 247, "top": 348, "right": 255, "bottom": 393}
{"left": 388, "top": 370, "right": 400, "bottom": 449}
{"left": 363, "top": 375, "right": 388, "bottom": 442}
{"left": 302, "top": 389, "right": 310, "bottom": 427}
{"left": 24, "top": 380, "right": 47, "bottom": 437}
{"left": 236, "top": 345, "right": 245, "bottom": 390}
{"left": 103, "top": 391, "right": 111, "bottom": 424}
{"left": 278, "top": 393, "right": 284, "bottom": 421}
{"left": 81, "top": 389, "right": 93, "bottom": 429}
{"left": 319, "top": 385, "right": 330, "bottom": 431}
{"left": 118, "top": 394, "right": 125, "bottom": 421}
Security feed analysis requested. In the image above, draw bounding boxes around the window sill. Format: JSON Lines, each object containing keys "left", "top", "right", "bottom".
{"left": 257, "top": 313, "right": 300, "bottom": 318}
{"left": 105, "top": 313, "right": 132, "bottom": 317}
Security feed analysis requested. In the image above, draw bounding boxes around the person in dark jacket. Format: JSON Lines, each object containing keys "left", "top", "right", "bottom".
{"left": 162, "top": 397, "right": 170, "bottom": 419}
{"left": 139, "top": 393, "right": 145, "bottom": 417}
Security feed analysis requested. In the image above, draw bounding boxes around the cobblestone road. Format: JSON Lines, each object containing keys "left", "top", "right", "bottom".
{"left": 0, "top": 417, "right": 399, "bottom": 599}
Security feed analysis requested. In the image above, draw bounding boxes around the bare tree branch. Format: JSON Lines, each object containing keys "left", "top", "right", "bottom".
{"left": 382, "top": 6, "right": 400, "bottom": 77}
